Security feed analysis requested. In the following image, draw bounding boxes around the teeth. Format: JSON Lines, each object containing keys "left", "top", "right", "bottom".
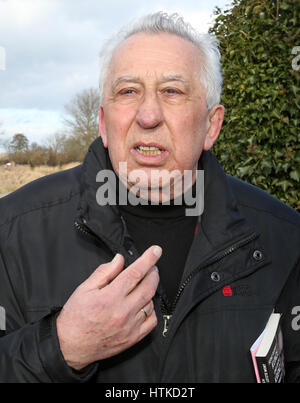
{"left": 139, "top": 146, "right": 160, "bottom": 151}
{"left": 136, "top": 145, "right": 163, "bottom": 156}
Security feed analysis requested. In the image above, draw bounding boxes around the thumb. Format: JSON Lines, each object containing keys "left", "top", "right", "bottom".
{"left": 82, "top": 254, "right": 125, "bottom": 291}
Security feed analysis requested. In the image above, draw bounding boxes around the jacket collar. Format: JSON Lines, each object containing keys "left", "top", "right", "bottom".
{"left": 77, "top": 137, "right": 124, "bottom": 251}
{"left": 198, "top": 148, "right": 255, "bottom": 253}
{"left": 77, "top": 137, "right": 255, "bottom": 254}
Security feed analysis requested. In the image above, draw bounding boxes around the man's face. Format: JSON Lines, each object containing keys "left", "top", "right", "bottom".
{"left": 99, "top": 32, "right": 224, "bottom": 200}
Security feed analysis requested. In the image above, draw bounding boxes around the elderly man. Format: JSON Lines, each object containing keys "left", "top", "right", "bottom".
{"left": 0, "top": 12, "right": 299, "bottom": 383}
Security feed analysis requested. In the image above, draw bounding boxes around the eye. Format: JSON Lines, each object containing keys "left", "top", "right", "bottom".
{"left": 118, "top": 88, "right": 137, "bottom": 96}
{"left": 163, "top": 88, "right": 183, "bottom": 95}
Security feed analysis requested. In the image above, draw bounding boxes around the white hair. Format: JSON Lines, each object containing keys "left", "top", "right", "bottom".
{"left": 99, "top": 12, "right": 222, "bottom": 110}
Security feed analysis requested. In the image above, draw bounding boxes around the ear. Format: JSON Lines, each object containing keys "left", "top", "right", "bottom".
{"left": 99, "top": 107, "right": 108, "bottom": 148}
{"left": 203, "top": 104, "right": 225, "bottom": 151}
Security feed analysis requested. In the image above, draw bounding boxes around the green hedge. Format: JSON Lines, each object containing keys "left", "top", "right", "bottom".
{"left": 209, "top": 0, "right": 300, "bottom": 210}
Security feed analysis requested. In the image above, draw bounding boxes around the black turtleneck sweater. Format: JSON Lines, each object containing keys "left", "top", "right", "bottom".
{"left": 120, "top": 201, "right": 198, "bottom": 307}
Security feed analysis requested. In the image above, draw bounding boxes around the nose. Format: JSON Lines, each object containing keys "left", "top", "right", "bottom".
{"left": 136, "top": 92, "right": 163, "bottom": 130}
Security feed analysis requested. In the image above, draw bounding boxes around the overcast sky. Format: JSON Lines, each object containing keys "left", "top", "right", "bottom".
{"left": 0, "top": 0, "right": 230, "bottom": 149}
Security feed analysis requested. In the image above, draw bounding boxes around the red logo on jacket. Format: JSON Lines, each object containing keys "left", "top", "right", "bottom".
{"left": 222, "top": 285, "right": 233, "bottom": 296}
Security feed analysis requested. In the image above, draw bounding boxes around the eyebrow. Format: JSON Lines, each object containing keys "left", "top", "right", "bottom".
{"left": 111, "top": 76, "right": 142, "bottom": 93}
{"left": 111, "top": 74, "right": 188, "bottom": 92}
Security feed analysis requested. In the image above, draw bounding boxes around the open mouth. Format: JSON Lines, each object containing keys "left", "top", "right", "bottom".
{"left": 135, "top": 145, "right": 164, "bottom": 156}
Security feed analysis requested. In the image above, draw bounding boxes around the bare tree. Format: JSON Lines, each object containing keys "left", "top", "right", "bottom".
{"left": 45, "top": 131, "right": 67, "bottom": 154}
{"left": 63, "top": 88, "right": 100, "bottom": 158}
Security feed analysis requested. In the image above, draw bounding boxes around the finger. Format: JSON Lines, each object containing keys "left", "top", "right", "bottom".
{"left": 80, "top": 254, "right": 125, "bottom": 292}
{"left": 138, "top": 300, "right": 155, "bottom": 322}
{"left": 136, "top": 310, "right": 158, "bottom": 342}
{"left": 128, "top": 265, "right": 159, "bottom": 311}
{"left": 112, "top": 245, "right": 162, "bottom": 296}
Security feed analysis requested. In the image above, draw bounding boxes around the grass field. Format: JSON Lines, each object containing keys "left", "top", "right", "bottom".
{"left": 0, "top": 163, "right": 80, "bottom": 196}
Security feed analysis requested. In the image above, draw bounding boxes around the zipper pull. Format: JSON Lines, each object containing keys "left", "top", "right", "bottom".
{"left": 162, "top": 314, "right": 172, "bottom": 337}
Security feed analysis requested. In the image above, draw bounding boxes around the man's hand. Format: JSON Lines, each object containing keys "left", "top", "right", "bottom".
{"left": 56, "top": 245, "right": 162, "bottom": 371}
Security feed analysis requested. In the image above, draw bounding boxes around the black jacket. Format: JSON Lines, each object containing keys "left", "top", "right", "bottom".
{"left": 0, "top": 138, "right": 299, "bottom": 383}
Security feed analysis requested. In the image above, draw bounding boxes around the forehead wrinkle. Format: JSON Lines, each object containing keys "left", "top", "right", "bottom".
{"left": 159, "top": 74, "right": 186, "bottom": 84}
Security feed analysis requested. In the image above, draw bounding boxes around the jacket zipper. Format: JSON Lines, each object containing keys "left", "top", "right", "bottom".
{"left": 74, "top": 219, "right": 120, "bottom": 255}
{"left": 160, "top": 232, "right": 258, "bottom": 337}
{"left": 74, "top": 219, "right": 101, "bottom": 243}
{"left": 75, "top": 219, "right": 258, "bottom": 338}
{"left": 162, "top": 314, "right": 172, "bottom": 337}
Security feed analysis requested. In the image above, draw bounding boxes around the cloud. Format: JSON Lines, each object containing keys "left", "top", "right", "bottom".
{"left": 0, "top": 108, "right": 62, "bottom": 145}
{"left": 0, "top": 0, "right": 228, "bottom": 110}
{"left": 0, "top": 0, "right": 104, "bottom": 110}
{"left": 0, "top": 0, "right": 229, "bottom": 145}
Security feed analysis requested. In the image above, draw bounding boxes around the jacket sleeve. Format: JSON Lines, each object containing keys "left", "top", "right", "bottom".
{"left": 276, "top": 257, "right": 300, "bottom": 383}
{"left": 0, "top": 251, "right": 98, "bottom": 383}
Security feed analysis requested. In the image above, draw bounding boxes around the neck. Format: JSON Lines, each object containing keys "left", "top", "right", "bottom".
{"left": 118, "top": 179, "right": 197, "bottom": 218}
